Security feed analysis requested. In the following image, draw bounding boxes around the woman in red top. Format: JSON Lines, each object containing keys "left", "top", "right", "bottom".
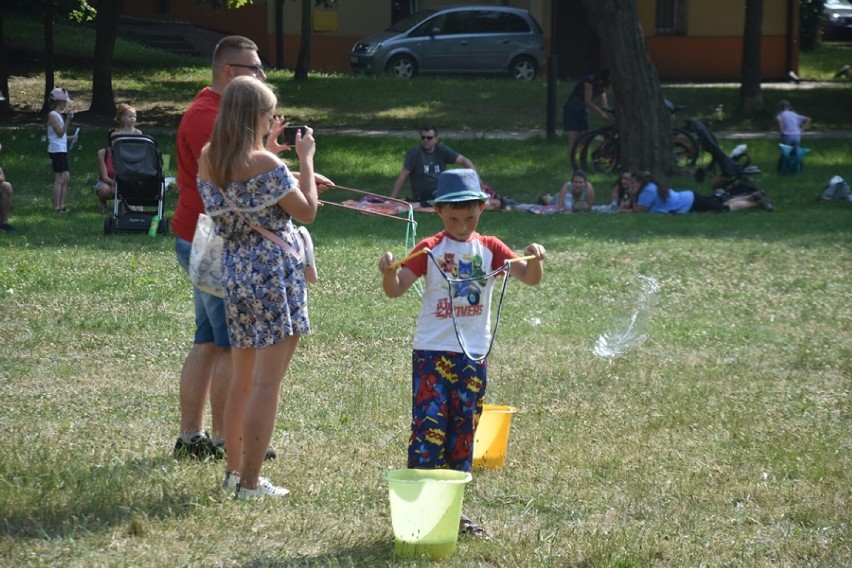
{"left": 94, "top": 103, "right": 142, "bottom": 212}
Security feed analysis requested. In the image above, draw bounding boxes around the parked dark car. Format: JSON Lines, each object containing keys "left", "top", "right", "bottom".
{"left": 350, "top": 6, "right": 544, "bottom": 80}
{"left": 824, "top": 0, "right": 852, "bottom": 40}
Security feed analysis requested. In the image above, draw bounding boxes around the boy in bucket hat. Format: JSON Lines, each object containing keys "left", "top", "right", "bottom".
{"left": 378, "top": 169, "right": 546, "bottom": 538}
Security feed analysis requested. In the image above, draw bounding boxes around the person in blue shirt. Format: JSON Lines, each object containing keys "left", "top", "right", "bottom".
{"left": 625, "top": 171, "right": 773, "bottom": 213}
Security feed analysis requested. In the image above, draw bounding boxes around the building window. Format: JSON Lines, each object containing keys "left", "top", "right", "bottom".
{"left": 391, "top": 1, "right": 417, "bottom": 24}
{"left": 656, "top": 0, "right": 687, "bottom": 35}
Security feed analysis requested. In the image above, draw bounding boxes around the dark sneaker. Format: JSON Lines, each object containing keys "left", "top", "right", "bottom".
{"left": 0, "top": 223, "right": 16, "bottom": 234}
{"left": 211, "top": 439, "right": 277, "bottom": 461}
{"left": 173, "top": 433, "right": 225, "bottom": 460}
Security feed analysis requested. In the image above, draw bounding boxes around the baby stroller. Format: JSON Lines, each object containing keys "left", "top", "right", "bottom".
{"left": 104, "top": 133, "right": 169, "bottom": 235}
{"left": 686, "top": 119, "right": 761, "bottom": 201}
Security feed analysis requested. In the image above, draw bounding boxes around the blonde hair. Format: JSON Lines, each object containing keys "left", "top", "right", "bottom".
{"left": 114, "top": 103, "right": 136, "bottom": 124}
{"left": 204, "top": 76, "right": 277, "bottom": 188}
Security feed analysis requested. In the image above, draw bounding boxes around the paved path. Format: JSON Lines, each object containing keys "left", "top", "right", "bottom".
{"left": 320, "top": 128, "right": 850, "bottom": 141}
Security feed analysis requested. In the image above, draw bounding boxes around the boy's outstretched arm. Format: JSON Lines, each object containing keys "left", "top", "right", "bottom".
{"left": 509, "top": 243, "right": 546, "bottom": 285}
{"left": 379, "top": 251, "right": 419, "bottom": 298}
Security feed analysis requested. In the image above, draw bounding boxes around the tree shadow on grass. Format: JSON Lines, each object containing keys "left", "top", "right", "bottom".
{"left": 1, "top": 454, "right": 219, "bottom": 539}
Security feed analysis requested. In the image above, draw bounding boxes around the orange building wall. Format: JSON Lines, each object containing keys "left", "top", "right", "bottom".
{"left": 122, "top": 0, "right": 798, "bottom": 81}
{"left": 647, "top": 35, "right": 797, "bottom": 81}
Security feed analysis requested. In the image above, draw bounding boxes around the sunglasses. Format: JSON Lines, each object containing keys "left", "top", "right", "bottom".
{"left": 421, "top": 135, "right": 435, "bottom": 140}
{"left": 228, "top": 63, "right": 265, "bottom": 77}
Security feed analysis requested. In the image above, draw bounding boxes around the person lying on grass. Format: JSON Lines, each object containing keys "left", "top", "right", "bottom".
{"left": 623, "top": 170, "right": 773, "bottom": 213}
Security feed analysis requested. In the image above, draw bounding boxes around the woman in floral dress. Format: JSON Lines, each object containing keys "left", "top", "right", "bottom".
{"left": 197, "top": 76, "right": 318, "bottom": 499}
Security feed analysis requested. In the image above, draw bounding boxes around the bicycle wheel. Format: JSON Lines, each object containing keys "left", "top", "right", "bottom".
{"left": 672, "top": 127, "right": 700, "bottom": 169}
{"left": 569, "top": 133, "right": 590, "bottom": 171}
{"left": 579, "top": 129, "right": 619, "bottom": 174}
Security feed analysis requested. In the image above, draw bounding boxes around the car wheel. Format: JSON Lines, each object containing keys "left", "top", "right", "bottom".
{"left": 387, "top": 55, "right": 416, "bottom": 79}
{"left": 509, "top": 57, "right": 537, "bottom": 81}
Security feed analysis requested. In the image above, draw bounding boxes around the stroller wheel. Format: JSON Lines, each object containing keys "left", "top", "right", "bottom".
{"left": 104, "top": 216, "right": 114, "bottom": 235}
{"left": 158, "top": 216, "right": 170, "bottom": 236}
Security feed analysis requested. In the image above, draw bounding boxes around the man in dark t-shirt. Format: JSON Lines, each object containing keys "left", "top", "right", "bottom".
{"left": 390, "top": 126, "right": 479, "bottom": 204}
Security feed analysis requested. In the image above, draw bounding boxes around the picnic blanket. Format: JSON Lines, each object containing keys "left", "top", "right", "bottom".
{"left": 512, "top": 203, "right": 618, "bottom": 214}
{"left": 334, "top": 197, "right": 616, "bottom": 216}
{"left": 338, "top": 197, "right": 434, "bottom": 215}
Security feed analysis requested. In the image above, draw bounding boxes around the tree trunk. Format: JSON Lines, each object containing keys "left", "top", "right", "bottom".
{"left": 294, "top": 0, "right": 312, "bottom": 81}
{"left": 581, "top": 0, "right": 673, "bottom": 174}
{"left": 40, "top": 0, "right": 56, "bottom": 115}
{"left": 0, "top": 11, "right": 11, "bottom": 116}
{"left": 275, "top": 0, "right": 284, "bottom": 69}
{"left": 90, "top": 0, "right": 122, "bottom": 116}
{"left": 740, "top": 0, "right": 764, "bottom": 116}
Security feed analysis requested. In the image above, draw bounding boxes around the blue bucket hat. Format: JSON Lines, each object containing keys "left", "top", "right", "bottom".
{"left": 429, "top": 169, "right": 489, "bottom": 205}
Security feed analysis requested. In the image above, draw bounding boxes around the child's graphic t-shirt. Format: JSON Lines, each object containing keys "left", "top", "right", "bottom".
{"left": 404, "top": 231, "right": 516, "bottom": 356}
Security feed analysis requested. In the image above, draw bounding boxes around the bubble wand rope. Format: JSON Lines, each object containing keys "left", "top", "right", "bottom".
{"left": 318, "top": 199, "right": 415, "bottom": 223}
{"left": 425, "top": 252, "right": 533, "bottom": 363}
{"left": 323, "top": 183, "right": 420, "bottom": 294}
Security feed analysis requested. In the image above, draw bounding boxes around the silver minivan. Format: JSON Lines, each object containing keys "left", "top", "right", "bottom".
{"left": 350, "top": 6, "right": 544, "bottom": 80}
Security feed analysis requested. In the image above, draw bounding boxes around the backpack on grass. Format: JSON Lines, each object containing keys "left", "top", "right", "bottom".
{"left": 820, "top": 176, "right": 851, "bottom": 202}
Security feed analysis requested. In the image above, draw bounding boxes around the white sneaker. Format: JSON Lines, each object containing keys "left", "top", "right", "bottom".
{"left": 222, "top": 472, "right": 240, "bottom": 491}
{"left": 235, "top": 477, "right": 290, "bottom": 500}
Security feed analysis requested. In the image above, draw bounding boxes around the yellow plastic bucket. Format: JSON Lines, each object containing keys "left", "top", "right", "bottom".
{"left": 383, "top": 468, "right": 471, "bottom": 560}
{"left": 473, "top": 404, "right": 518, "bottom": 469}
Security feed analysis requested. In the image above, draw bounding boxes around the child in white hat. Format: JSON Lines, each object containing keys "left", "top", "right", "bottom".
{"left": 47, "top": 87, "right": 78, "bottom": 212}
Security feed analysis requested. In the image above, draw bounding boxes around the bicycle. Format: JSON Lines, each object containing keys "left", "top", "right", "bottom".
{"left": 570, "top": 103, "right": 701, "bottom": 175}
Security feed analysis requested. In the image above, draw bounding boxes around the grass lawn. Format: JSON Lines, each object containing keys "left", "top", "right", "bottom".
{"left": 1, "top": 11, "right": 851, "bottom": 567}
{"left": 0, "top": 121, "right": 850, "bottom": 566}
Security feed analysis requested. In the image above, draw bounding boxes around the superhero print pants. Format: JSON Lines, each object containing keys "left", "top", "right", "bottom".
{"left": 407, "top": 350, "right": 487, "bottom": 472}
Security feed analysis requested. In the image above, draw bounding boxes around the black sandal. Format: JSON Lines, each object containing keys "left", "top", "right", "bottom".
{"left": 459, "top": 514, "right": 488, "bottom": 539}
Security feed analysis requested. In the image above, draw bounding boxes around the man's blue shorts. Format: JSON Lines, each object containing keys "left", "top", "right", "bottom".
{"left": 175, "top": 237, "right": 230, "bottom": 348}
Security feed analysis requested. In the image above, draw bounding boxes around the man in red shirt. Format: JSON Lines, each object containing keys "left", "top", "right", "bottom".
{"left": 172, "top": 36, "right": 273, "bottom": 459}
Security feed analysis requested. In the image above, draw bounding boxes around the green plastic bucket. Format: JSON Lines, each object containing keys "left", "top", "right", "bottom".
{"left": 383, "top": 468, "right": 472, "bottom": 560}
{"left": 473, "top": 404, "right": 518, "bottom": 469}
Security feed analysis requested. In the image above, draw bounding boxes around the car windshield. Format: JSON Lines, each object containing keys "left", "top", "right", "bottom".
{"left": 386, "top": 10, "right": 438, "bottom": 33}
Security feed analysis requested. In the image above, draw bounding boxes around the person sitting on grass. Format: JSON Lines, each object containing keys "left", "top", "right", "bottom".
{"left": 95, "top": 103, "right": 144, "bottom": 213}
{"left": 554, "top": 169, "right": 596, "bottom": 212}
{"left": 610, "top": 170, "right": 633, "bottom": 210}
{"left": 389, "top": 126, "right": 480, "bottom": 206}
{"left": 0, "top": 143, "right": 15, "bottom": 234}
{"left": 378, "top": 168, "right": 546, "bottom": 538}
{"left": 624, "top": 170, "right": 773, "bottom": 214}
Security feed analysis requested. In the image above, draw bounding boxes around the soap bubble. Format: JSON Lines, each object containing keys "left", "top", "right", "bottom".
{"left": 594, "top": 275, "right": 660, "bottom": 358}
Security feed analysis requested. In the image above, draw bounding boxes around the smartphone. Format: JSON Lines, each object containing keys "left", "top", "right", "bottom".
{"left": 283, "top": 125, "right": 308, "bottom": 146}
